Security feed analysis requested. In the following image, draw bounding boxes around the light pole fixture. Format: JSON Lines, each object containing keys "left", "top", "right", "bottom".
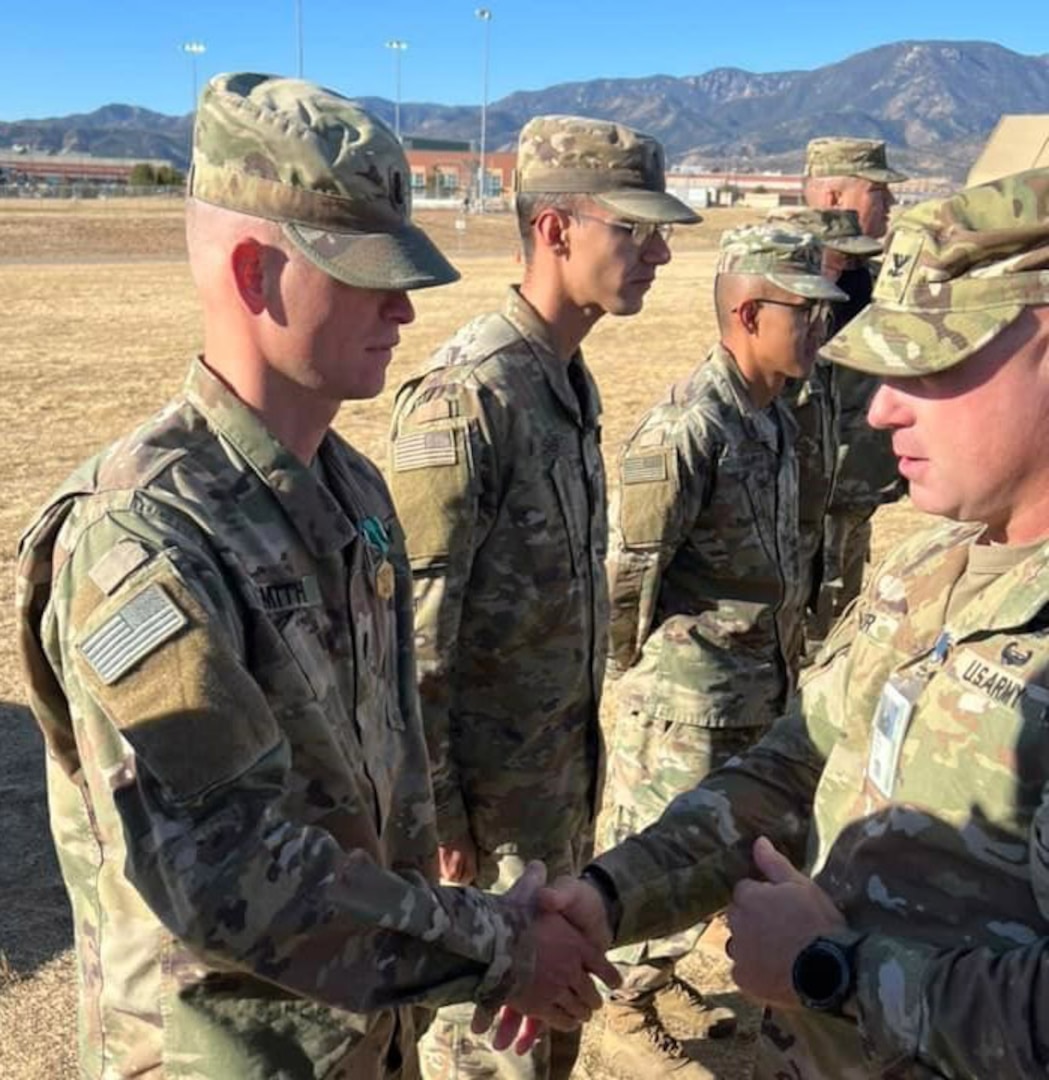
{"left": 385, "top": 40, "right": 408, "bottom": 141}
{"left": 475, "top": 7, "right": 492, "bottom": 212}
{"left": 181, "top": 41, "right": 207, "bottom": 115}
{"left": 295, "top": 0, "right": 304, "bottom": 77}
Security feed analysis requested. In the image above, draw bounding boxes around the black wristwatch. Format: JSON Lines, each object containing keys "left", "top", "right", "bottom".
{"left": 791, "top": 932, "right": 865, "bottom": 1014}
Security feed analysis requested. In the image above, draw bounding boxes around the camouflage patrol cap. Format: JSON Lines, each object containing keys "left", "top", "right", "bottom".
{"left": 717, "top": 224, "right": 848, "bottom": 300}
{"left": 805, "top": 137, "right": 908, "bottom": 184}
{"left": 765, "top": 207, "right": 883, "bottom": 257}
{"left": 189, "top": 72, "right": 458, "bottom": 290}
{"left": 515, "top": 114, "right": 700, "bottom": 224}
{"left": 821, "top": 168, "right": 1049, "bottom": 376}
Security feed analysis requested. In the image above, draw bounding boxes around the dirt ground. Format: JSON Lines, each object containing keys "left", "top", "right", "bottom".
{"left": 0, "top": 199, "right": 926, "bottom": 1079}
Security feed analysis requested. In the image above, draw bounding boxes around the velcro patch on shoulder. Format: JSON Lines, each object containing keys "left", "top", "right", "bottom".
{"left": 394, "top": 430, "right": 458, "bottom": 472}
{"left": 636, "top": 428, "right": 667, "bottom": 449}
{"left": 622, "top": 452, "right": 668, "bottom": 485}
{"left": 409, "top": 397, "right": 455, "bottom": 424}
{"left": 78, "top": 583, "right": 188, "bottom": 685}
{"left": 88, "top": 539, "right": 153, "bottom": 596}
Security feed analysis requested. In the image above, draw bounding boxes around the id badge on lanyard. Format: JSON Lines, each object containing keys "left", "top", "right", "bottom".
{"left": 866, "top": 677, "right": 918, "bottom": 798}
{"left": 866, "top": 632, "right": 951, "bottom": 800}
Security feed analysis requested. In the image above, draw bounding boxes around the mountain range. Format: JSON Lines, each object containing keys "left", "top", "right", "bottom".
{"left": 3, "top": 40, "right": 1049, "bottom": 181}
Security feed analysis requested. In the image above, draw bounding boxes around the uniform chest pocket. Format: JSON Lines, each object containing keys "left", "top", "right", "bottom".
{"left": 705, "top": 449, "right": 778, "bottom": 562}
{"left": 921, "top": 647, "right": 1049, "bottom": 825}
{"left": 276, "top": 607, "right": 336, "bottom": 703}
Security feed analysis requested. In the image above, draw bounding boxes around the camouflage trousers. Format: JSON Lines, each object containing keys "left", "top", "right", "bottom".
{"left": 809, "top": 508, "right": 873, "bottom": 644}
{"left": 419, "top": 838, "right": 593, "bottom": 1080}
{"left": 599, "top": 699, "right": 766, "bottom": 1002}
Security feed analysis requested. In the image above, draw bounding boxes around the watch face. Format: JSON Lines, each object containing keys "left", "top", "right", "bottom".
{"left": 792, "top": 938, "right": 852, "bottom": 1012}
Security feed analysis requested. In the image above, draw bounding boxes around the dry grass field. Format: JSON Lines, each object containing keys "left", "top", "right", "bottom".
{"left": 0, "top": 198, "right": 926, "bottom": 1079}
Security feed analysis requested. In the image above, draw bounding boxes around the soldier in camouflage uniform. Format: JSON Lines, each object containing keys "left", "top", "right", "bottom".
{"left": 388, "top": 115, "right": 698, "bottom": 1080}
{"left": 599, "top": 226, "right": 845, "bottom": 1077}
{"left": 15, "top": 74, "right": 618, "bottom": 1080}
{"left": 766, "top": 208, "right": 883, "bottom": 639}
{"left": 526, "top": 168, "right": 1049, "bottom": 1079}
{"left": 804, "top": 137, "right": 909, "bottom": 638}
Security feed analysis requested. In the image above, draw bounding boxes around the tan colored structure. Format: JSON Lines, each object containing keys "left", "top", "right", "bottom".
{"left": 967, "top": 114, "right": 1049, "bottom": 187}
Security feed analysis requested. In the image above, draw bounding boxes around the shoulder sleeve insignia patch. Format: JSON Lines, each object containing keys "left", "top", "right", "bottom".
{"left": 78, "top": 583, "right": 188, "bottom": 685}
{"left": 622, "top": 452, "right": 668, "bottom": 485}
{"left": 393, "top": 429, "right": 458, "bottom": 472}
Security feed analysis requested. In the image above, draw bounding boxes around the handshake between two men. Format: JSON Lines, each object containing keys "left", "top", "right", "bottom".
{"left": 474, "top": 836, "right": 848, "bottom": 1055}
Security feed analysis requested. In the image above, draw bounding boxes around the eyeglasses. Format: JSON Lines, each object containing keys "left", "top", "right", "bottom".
{"left": 733, "top": 298, "right": 833, "bottom": 326}
{"left": 572, "top": 213, "right": 674, "bottom": 246}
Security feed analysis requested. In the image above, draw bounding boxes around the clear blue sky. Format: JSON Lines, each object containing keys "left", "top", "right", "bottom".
{"left": 2, "top": 1, "right": 1047, "bottom": 121}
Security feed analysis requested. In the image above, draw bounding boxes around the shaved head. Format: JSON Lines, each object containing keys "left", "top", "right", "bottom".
{"left": 185, "top": 197, "right": 287, "bottom": 295}
{"left": 714, "top": 273, "right": 780, "bottom": 334}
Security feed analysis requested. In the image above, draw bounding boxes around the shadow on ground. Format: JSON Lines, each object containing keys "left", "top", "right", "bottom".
{"left": 0, "top": 701, "right": 72, "bottom": 978}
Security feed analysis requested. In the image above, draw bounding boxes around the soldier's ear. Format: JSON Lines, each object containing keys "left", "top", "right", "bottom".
{"left": 532, "top": 207, "right": 570, "bottom": 257}
{"left": 231, "top": 238, "right": 269, "bottom": 315}
{"left": 736, "top": 298, "right": 761, "bottom": 334}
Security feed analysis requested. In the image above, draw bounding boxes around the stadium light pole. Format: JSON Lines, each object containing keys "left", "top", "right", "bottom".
{"left": 295, "top": 0, "right": 304, "bottom": 77}
{"left": 181, "top": 41, "right": 206, "bottom": 167}
{"left": 181, "top": 42, "right": 207, "bottom": 115}
{"left": 385, "top": 40, "right": 408, "bottom": 141}
{"left": 475, "top": 7, "right": 492, "bottom": 213}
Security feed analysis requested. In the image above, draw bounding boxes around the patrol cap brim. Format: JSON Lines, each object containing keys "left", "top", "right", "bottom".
{"left": 853, "top": 164, "right": 909, "bottom": 184}
{"left": 284, "top": 221, "right": 461, "bottom": 291}
{"left": 768, "top": 271, "right": 849, "bottom": 302}
{"left": 819, "top": 300, "right": 1026, "bottom": 377}
{"left": 824, "top": 234, "right": 884, "bottom": 257}
{"left": 592, "top": 189, "right": 701, "bottom": 224}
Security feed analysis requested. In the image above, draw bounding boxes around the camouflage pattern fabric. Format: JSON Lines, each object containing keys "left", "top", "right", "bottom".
{"left": 602, "top": 343, "right": 811, "bottom": 982}
{"left": 606, "top": 344, "right": 808, "bottom": 712}
{"left": 594, "top": 517, "right": 1049, "bottom": 1078}
{"left": 418, "top": 845, "right": 590, "bottom": 1080}
{"left": 514, "top": 114, "right": 699, "bottom": 224}
{"left": 782, "top": 362, "right": 838, "bottom": 622}
{"left": 822, "top": 168, "right": 1049, "bottom": 376}
{"left": 715, "top": 226, "right": 848, "bottom": 301}
{"left": 804, "top": 137, "right": 908, "bottom": 183}
{"left": 389, "top": 287, "right": 608, "bottom": 1076}
{"left": 809, "top": 268, "right": 901, "bottom": 640}
{"left": 16, "top": 360, "right": 538, "bottom": 1080}
{"left": 190, "top": 72, "right": 458, "bottom": 290}
{"left": 602, "top": 721, "right": 763, "bottom": 988}
{"left": 766, "top": 206, "right": 882, "bottom": 257}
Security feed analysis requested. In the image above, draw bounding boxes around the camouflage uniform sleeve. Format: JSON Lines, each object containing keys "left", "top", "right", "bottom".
{"left": 607, "top": 408, "right": 708, "bottom": 672}
{"left": 389, "top": 382, "right": 497, "bottom": 844}
{"left": 44, "top": 507, "right": 534, "bottom": 1015}
{"left": 594, "top": 605, "right": 857, "bottom": 944}
{"left": 845, "top": 842, "right": 1049, "bottom": 1076}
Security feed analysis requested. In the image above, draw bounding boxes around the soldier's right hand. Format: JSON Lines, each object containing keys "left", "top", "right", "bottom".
{"left": 438, "top": 834, "right": 479, "bottom": 884}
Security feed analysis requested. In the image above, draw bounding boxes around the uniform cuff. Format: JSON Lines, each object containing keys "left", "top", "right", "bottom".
{"left": 470, "top": 892, "right": 538, "bottom": 1012}
{"left": 851, "top": 932, "right": 934, "bottom": 1071}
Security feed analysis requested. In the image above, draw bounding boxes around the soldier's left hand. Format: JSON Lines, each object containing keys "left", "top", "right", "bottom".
{"left": 725, "top": 835, "right": 846, "bottom": 1009}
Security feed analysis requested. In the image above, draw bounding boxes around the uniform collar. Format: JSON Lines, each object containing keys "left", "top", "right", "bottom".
{"left": 876, "top": 522, "right": 1049, "bottom": 658}
{"left": 503, "top": 286, "right": 600, "bottom": 430}
{"left": 184, "top": 358, "right": 357, "bottom": 557}
{"left": 707, "top": 343, "right": 787, "bottom": 451}
{"left": 950, "top": 531, "right": 1049, "bottom": 636}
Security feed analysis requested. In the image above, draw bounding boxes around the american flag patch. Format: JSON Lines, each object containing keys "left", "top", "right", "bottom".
{"left": 393, "top": 430, "right": 458, "bottom": 471}
{"left": 79, "top": 583, "right": 188, "bottom": 685}
{"left": 622, "top": 453, "right": 668, "bottom": 485}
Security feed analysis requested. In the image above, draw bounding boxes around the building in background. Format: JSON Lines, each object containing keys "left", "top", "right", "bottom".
{"left": 401, "top": 136, "right": 515, "bottom": 206}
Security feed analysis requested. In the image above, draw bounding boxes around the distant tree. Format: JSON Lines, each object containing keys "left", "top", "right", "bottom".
{"left": 129, "top": 163, "right": 157, "bottom": 186}
{"left": 155, "top": 165, "right": 185, "bottom": 187}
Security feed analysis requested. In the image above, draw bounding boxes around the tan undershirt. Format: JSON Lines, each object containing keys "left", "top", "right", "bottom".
{"left": 946, "top": 535, "right": 1047, "bottom": 622}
